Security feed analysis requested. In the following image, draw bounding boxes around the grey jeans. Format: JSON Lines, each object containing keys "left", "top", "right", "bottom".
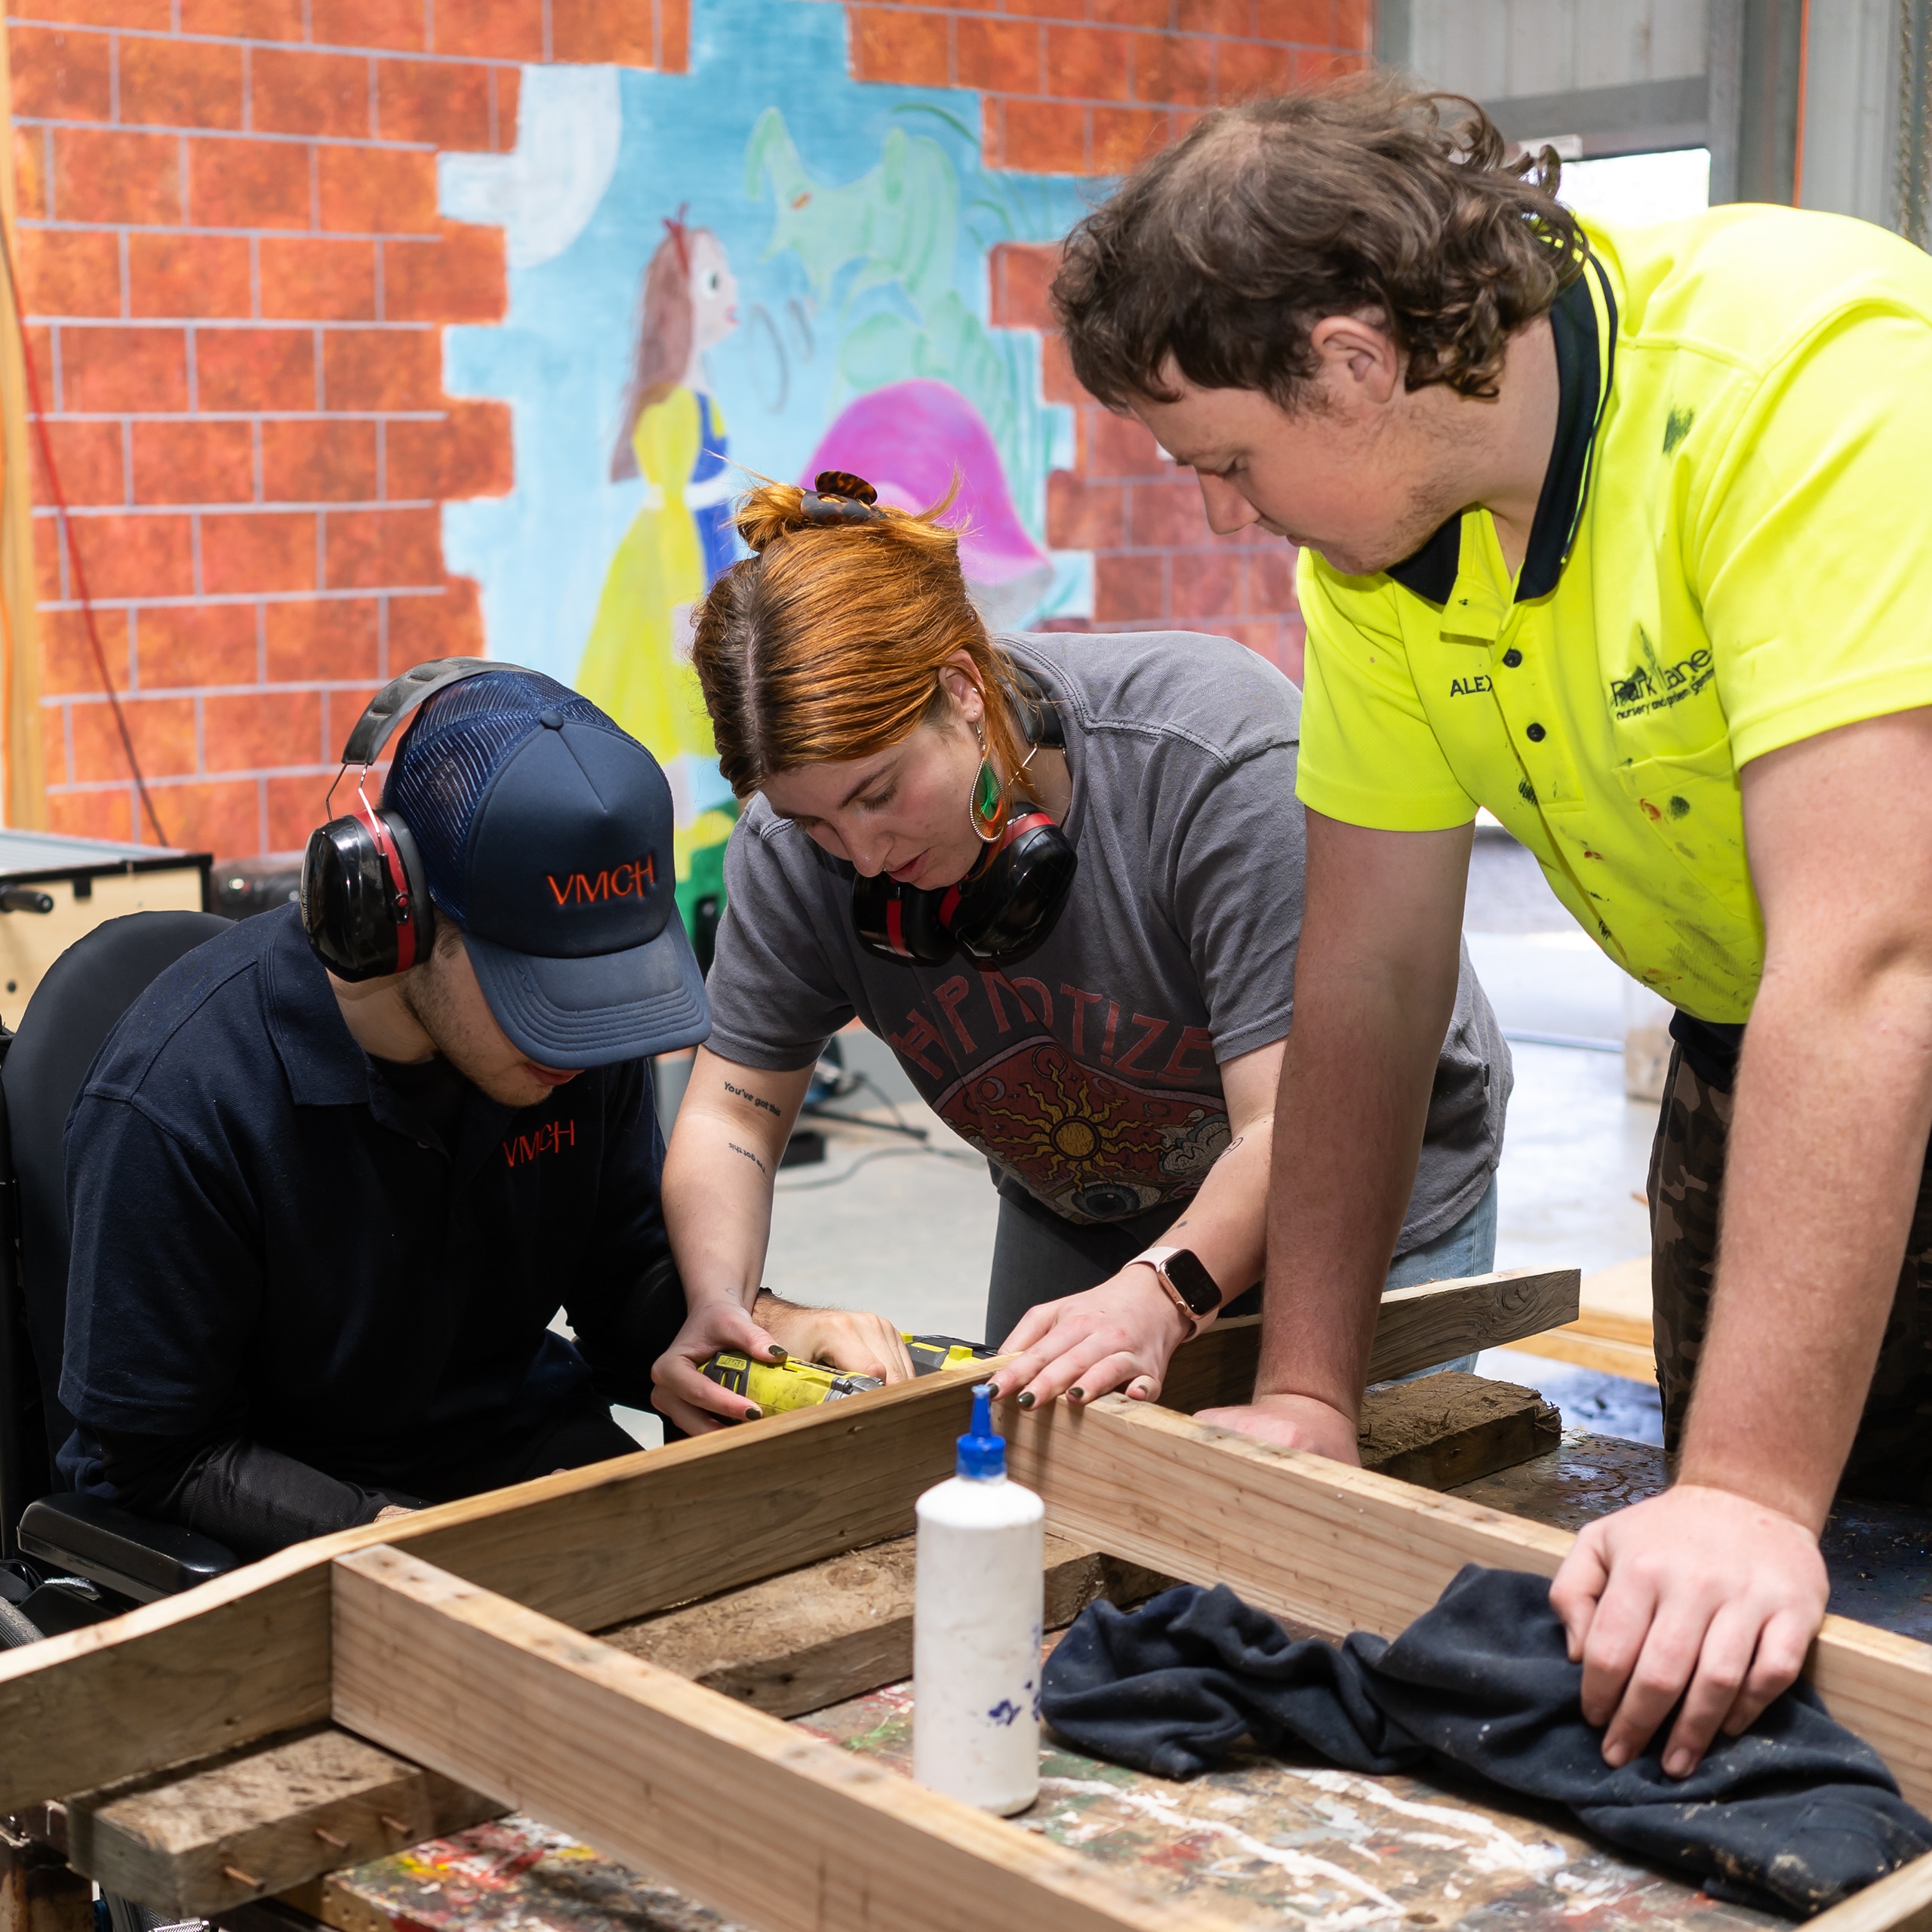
{"left": 983, "top": 1172, "right": 1500, "bottom": 1380}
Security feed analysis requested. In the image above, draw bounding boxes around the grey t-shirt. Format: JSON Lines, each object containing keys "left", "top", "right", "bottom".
{"left": 705, "top": 629, "right": 1510, "bottom": 1251}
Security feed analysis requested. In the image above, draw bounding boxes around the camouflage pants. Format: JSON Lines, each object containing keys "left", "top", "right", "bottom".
{"left": 1651, "top": 1044, "right": 1932, "bottom": 1502}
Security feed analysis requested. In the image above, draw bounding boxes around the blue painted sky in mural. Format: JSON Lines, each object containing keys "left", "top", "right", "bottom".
{"left": 438, "top": 0, "right": 1097, "bottom": 689}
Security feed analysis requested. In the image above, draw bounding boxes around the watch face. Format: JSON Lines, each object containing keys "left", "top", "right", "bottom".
{"left": 1163, "top": 1249, "right": 1221, "bottom": 1316}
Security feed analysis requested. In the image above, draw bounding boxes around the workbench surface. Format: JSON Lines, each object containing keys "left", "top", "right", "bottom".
{"left": 288, "top": 1430, "right": 1932, "bottom": 1932}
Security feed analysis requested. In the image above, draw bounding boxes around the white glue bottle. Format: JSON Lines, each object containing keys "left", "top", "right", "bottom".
{"left": 912, "top": 1383, "right": 1044, "bottom": 1815}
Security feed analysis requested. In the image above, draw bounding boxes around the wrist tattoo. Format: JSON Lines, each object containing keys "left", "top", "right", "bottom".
{"left": 727, "top": 1140, "right": 768, "bottom": 1175}
{"left": 723, "top": 1079, "right": 781, "bottom": 1118}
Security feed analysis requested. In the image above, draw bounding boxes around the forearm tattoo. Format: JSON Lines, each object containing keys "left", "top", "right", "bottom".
{"left": 723, "top": 1079, "right": 781, "bottom": 1118}
{"left": 727, "top": 1140, "right": 768, "bottom": 1176}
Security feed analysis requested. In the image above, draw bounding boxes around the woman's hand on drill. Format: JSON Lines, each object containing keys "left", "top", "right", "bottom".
{"left": 989, "top": 1263, "right": 1187, "bottom": 1411}
{"left": 651, "top": 1295, "right": 792, "bottom": 1435}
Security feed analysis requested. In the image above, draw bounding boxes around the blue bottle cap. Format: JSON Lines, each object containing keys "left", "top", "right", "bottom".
{"left": 956, "top": 1384, "right": 1006, "bottom": 1479}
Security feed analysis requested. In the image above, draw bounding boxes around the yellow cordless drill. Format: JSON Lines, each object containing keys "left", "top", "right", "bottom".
{"left": 700, "top": 1334, "right": 994, "bottom": 1416}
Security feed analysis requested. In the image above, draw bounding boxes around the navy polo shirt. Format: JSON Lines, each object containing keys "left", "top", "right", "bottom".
{"left": 58, "top": 905, "right": 673, "bottom": 1500}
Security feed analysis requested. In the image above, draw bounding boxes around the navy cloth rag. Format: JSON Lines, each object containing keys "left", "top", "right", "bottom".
{"left": 1040, "top": 1565, "right": 1932, "bottom": 1918}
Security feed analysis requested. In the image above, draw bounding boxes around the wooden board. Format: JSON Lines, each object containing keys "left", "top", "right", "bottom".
{"left": 1356, "top": 1372, "right": 1560, "bottom": 1487}
{"left": 601, "top": 1531, "right": 1173, "bottom": 1719}
{"left": 1008, "top": 1394, "right": 1932, "bottom": 1816}
{"left": 65, "top": 1727, "right": 502, "bottom": 1919}
{"left": 331, "top": 1545, "right": 1237, "bottom": 1932}
{"left": 0, "top": 1267, "right": 1572, "bottom": 1813}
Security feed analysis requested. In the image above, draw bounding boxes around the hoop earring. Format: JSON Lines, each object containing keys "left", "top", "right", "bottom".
{"left": 969, "top": 724, "right": 1004, "bottom": 844}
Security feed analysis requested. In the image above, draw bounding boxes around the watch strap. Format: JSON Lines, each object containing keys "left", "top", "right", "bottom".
{"left": 1136, "top": 1245, "right": 1220, "bottom": 1338}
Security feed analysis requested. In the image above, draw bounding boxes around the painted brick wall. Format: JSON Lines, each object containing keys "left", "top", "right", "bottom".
{"left": 8, "top": 0, "right": 1361, "bottom": 858}
{"left": 7, "top": 0, "right": 687, "bottom": 859}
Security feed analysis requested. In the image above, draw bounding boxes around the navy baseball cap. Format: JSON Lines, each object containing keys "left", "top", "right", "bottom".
{"left": 383, "top": 669, "right": 711, "bottom": 1068}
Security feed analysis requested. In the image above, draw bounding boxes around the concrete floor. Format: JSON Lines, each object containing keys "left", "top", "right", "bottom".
{"left": 638, "top": 829, "right": 1669, "bottom": 1447}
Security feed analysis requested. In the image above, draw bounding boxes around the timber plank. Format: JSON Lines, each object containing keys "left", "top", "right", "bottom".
{"left": 65, "top": 1727, "right": 501, "bottom": 1918}
{"left": 330, "top": 1546, "right": 1243, "bottom": 1932}
{"left": 1009, "top": 1395, "right": 1932, "bottom": 1817}
{"left": 1357, "top": 1373, "right": 1560, "bottom": 1487}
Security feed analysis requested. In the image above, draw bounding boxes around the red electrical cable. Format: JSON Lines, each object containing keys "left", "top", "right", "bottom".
{"left": 0, "top": 212, "right": 169, "bottom": 848}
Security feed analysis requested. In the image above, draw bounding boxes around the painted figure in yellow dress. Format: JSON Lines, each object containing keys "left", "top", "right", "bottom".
{"left": 579, "top": 214, "right": 740, "bottom": 940}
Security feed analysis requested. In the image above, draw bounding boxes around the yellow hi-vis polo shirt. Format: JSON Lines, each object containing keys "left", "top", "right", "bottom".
{"left": 1295, "top": 206, "right": 1932, "bottom": 1024}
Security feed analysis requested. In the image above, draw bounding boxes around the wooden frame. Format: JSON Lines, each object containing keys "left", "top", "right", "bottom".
{"left": 12, "top": 1265, "right": 1932, "bottom": 1932}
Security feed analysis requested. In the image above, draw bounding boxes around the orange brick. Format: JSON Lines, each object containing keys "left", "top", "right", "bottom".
{"left": 136, "top": 602, "right": 259, "bottom": 688}
{"left": 128, "top": 233, "right": 252, "bottom": 318}
{"left": 493, "top": 66, "right": 520, "bottom": 149}
{"left": 33, "top": 515, "right": 65, "bottom": 604}
{"left": 374, "top": 58, "right": 491, "bottom": 148}
{"left": 1332, "top": 0, "right": 1367, "bottom": 48}
{"left": 14, "top": 128, "right": 48, "bottom": 220}
{"left": 19, "top": 227, "right": 121, "bottom": 318}
{"left": 180, "top": 0, "right": 303, "bottom": 35}
{"left": 251, "top": 49, "right": 373, "bottom": 140}
{"left": 260, "top": 236, "right": 378, "bottom": 321}
{"left": 996, "top": 98, "right": 1088, "bottom": 172}
{"left": 204, "top": 689, "right": 325, "bottom": 771}
{"left": 1219, "top": 41, "right": 1293, "bottom": 100}
{"left": 118, "top": 35, "right": 245, "bottom": 130}
{"left": 1126, "top": 475, "right": 1208, "bottom": 545}
{"left": 385, "top": 400, "right": 510, "bottom": 500}
{"left": 42, "top": 608, "right": 131, "bottom": 695}
{"left": 61, "top": 512, "right": 194, "bottom": 599}
{"left": 1131, "top": 31, "right": 1213, "bottom": 104}
{"left": 1294, "top": 43, "right": 1362, "bottom": 80}
{"left": 188, "top": 135, "right": 312, "bottom": 229}
{"left": 266, "top": 772, "right": 334, "bottom": 854}
{"left": 313, "top": 0, "right": 429, "bottom": 49}
{"left": 1045, "top": 472, "right": 1123, "bottom": 549}
{"left": 1091, "top": 103, "right": 1171, "bottom": 169}
{"left": 1169, "top": 546, "right": 1241, "bottom": 614}
{"left": 430, "top": 0, "right": 545, "bottom": 60}
{"left": 989, "top": 242, "right": 1060, "bottom": 331}
{"left": 1047, "top": 26, "right": 1130, "bottom": 101}
{"left": 1254, "top": 0, "right": 1328, "bottom": 38}
{"left": 132, "top": 420, "right": 256, "bottom": 506}
{"left": 197, "top": 328, "right": 318, "bottom": 411}
{"left": 1086, "top": 409, "right": 1169, "bottom": 475}
{"left": 318, "top": 145, "right": 435, "bottom": 234}
{"left": 1244, "top": 543, "right": 1297, "bottom": 611}
{"left": 551, "top": 0, "right": 656, "bottom": 65}
{"left": 49, "top": 127, "right": 181, "bottom": 225}
{"left": 389, "top": 576, "right": 483, "bottom": 657}
{"left": 660, "top": 0, "right": 689, "bottom": 75}
{"left": 1041, "top": 331, "right": 1091, "bottom": 404}
{"left": 32, "top": 420, "right": 122, "bottom": 506}
{"left": 1094, "top": 551, "right": 1164, "bottom": 621}
{"left": 10, "top": 26, "right": 112, "bottom": 122}
{"left": 48, "top": 787, "right": 139, "bottom": 842}
{"left": 148, "top": 778, "right": 261, "bottom": 858}
{"left": 324, "top": 506, "right": 441, "bottom": 589}
{"left": 72, "top": 691, "right": 196, "bottom": 781}
{"left": 957, "top": 17, "right": 1041, "bottom": 94}
{"left": 1095, "top": 0, "right": 1173, "bottom": 24}
{"left": 321, "top": 328, "right": 439, "bottom": 411}
{"left": 12, "top": 0, "right": 167, "bottom": 27}
{"left": 265, "top": 595, "right": 380, "bottom": 681}
{"left": 851, "top": 8, "right": 950, "bottom": 87}
{"left": 1178, "top": 0, "right": 1250, "bottom": 32}
{"left": 202, "top": 511, "right": 320, "bottom": 595}
{"left": 262, "top": 419, "right": 378, "bottom": 501}
{"left": 1005, "top": 0, "right": 1088, "bottom": 20}
{"left": 61, "top": 324, "right": 189, "bottom": 412}
{"left": 382, "top": 224, "right": 504, "bottom": 324}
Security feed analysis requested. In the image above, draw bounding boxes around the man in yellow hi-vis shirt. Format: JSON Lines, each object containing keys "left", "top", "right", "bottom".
{"left": 1052, "top": 77, "right": 1932, "bottom": 1782}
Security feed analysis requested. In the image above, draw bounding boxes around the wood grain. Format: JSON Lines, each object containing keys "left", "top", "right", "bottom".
{"left": 66, "top": 1727, "right": 501, "bottom": 1918}
{"left": 1356, "top": 1372, "right": 1560, "bottom": 1487}
{"left": 331, "top": 1546, "right": 1244, "bottom": 1932}
{"left": 1008, "top": 1395, "right": 1932, "bottom": 1816}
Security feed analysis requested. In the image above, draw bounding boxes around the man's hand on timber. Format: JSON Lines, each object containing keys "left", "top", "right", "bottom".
{"left": 1192, "top": 1392, "right": 1361, "bottom": 1463}
{"left": 989, "top": 1265, "right": 1190, "bottom": 1409}
{"left": 651, "top": 1295, "right": 793, "bottom": 1434}
{"left": 754, "top": 1292, "right": 916, "bottom": 1387}
{"left": 1549, "top": 1484, "right": 1828, "bottom": 1778}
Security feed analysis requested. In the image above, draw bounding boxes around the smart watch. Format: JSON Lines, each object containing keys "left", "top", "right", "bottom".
{"left": 1135, "top": 1246, "right": 1223, "bottom": 1338}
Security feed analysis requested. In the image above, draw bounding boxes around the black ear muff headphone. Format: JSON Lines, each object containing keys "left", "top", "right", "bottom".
{"left": 849, "top": 666, "right": 1078, "bottom": 971}
{"left": 300, "top": 657, "right": 528, "bottom": 983}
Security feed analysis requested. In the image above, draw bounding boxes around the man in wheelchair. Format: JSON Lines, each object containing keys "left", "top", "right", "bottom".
{"left": 54, "top": 666, "right": 715, "bottom": 1556}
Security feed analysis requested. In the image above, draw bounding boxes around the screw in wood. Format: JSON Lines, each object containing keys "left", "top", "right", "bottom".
{"left": 312, "top": 1827, "right": 349, "bottom": 1850}
{"left": 221, "top": 1865, "right": 263, "bottom": 1889}
{"left": 379, "top": 1814, "right": 412, "bottom": 1835}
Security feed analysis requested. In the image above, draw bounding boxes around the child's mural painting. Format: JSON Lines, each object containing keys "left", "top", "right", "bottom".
{"left": 440, "top": 1, "right": 1093, "bottom": 930}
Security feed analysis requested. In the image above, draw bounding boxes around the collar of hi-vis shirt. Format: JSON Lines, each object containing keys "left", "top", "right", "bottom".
{"left": 260, "top": 911, "right": 518, "bottom": 1173}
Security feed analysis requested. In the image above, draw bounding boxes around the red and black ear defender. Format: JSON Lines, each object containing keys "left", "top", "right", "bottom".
{"left": 300, "top": 657, "right": 531, "bottom": 983}
{"left": 849, "top": 672, "right": 1078, "bottom": 971}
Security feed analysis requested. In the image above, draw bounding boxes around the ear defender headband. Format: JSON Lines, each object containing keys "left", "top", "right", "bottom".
{"left": 849, "top": 667, "right": 1077, "bottom": 971}
{"left": 300, "top": 657, "right": 523, "bottom": 983}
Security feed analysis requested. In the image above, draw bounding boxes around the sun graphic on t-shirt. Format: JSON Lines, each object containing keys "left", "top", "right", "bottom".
{"left": 972, "top": 1051, "right": 1147, "bottom": 1183}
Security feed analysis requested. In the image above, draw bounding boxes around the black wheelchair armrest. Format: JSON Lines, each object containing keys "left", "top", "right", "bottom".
{"left": 17, "top": 1493, "right": 240, "bottom": 1603}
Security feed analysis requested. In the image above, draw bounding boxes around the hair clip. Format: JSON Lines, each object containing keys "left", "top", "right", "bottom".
{"left": 798, "top": 470, "right": 886, "bottom": 527}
